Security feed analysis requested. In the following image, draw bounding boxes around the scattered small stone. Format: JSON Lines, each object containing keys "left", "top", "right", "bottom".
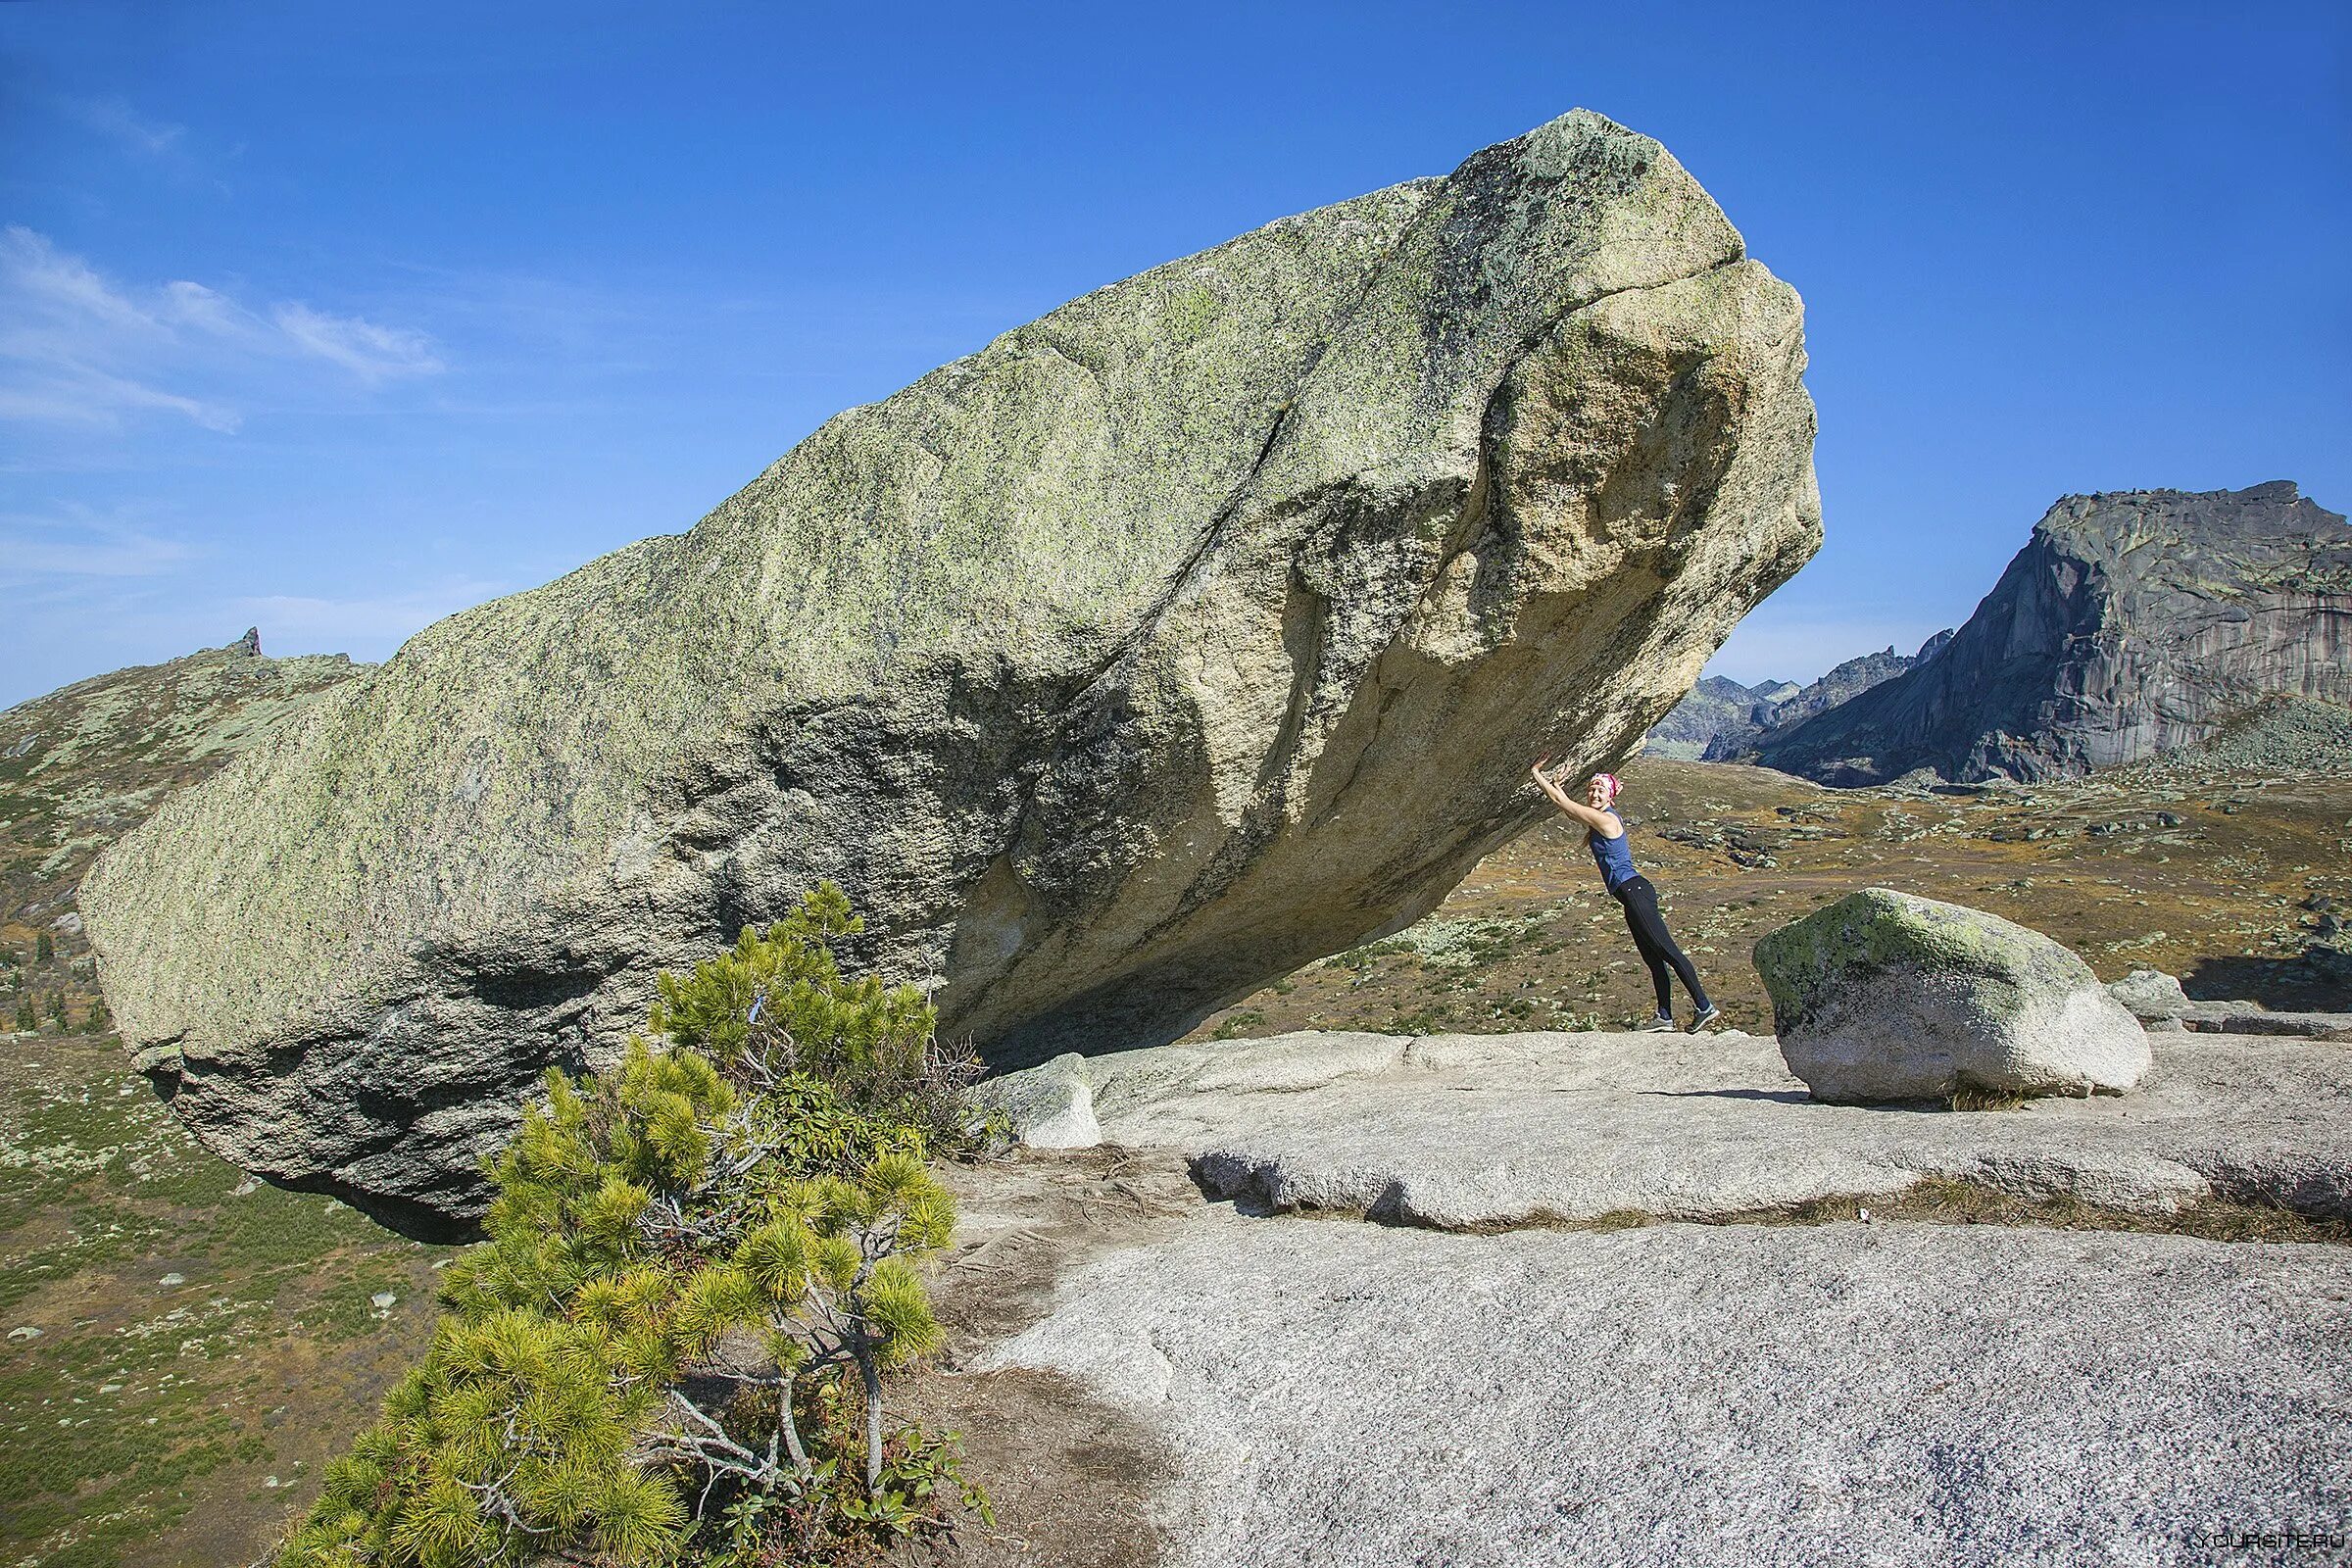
{"left": 2108, "top": 969, "right": 2191, "bottom": 1023}
{"left": 970, "top": 1053, "right": 1102, "bottom": 1150}
{"left": 8, "top": 1326, "right": 42, "bottom": 1341}
{"left": 159, "top": 1272, "right": 184, "bottom": 1287}
{"left": 369, "top": 1292, "right": 397, "bottom": 1311}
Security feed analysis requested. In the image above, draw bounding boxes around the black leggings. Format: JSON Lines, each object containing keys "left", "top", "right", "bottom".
{"left": 1613, "top": 875, "right": 1710, "bottom": 1016}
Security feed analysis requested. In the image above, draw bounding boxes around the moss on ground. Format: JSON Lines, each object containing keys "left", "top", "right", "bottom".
{"left": 0, "top": 1036, "right": 438, "bottom": 1568}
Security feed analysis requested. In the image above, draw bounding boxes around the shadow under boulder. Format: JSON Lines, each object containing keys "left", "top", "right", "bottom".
{"left": 2183, "top": 946, "right": 2352, "bottom": 1014}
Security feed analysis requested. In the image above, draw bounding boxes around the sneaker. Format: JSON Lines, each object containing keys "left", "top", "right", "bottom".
{"left": 1689, "top": 1004, "right": 1724, "bottom": 1032}
{"left": 1637, "top": 1014, "right": 1678, "bottom": 1033}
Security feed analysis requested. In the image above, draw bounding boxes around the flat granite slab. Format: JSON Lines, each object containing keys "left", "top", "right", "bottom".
{"left": 2180, "top": 1003, "right": 2352, "bottom": 1041}
{"left": 976, "top": 1028, "right": 2352, "bottom": 1225}
{"left": 980, "top": 1216, "right": 2352, "bottom": 1568}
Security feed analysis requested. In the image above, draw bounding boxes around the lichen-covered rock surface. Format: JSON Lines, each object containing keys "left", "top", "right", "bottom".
{"left": 81, "top": 110, "right": 1820, "bottom": 1232}
{"left": 0, "top": 629, "right": 368, "bottom": 1049}
{"left": 1756, "top": 889, "right": 2150, "bottom": 1104}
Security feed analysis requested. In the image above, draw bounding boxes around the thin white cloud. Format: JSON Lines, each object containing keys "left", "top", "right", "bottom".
{"left": 0, "top": 227, "right": 446, "bottom": 433}
{"left": 62, "top": 95, "right": 189, "bottom": 159}
{"left": 160, "top": 279, "right": 244, "bottom": 335}
{"left": 272, "top": 302, "right": 445, "bottom": 381}
{"left": 3, "top": 225, "right": 163, "bottom": 333}
{"left": 231, "top": 577, "right": 508, "bottom": 643}
{"left": 0, "top": 509, "right": 199, "bottom": 579}
{"left": 0, "top": 371, "right": 240, "bottom": 433}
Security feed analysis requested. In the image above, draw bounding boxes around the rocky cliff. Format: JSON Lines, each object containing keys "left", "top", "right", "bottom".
{"left": 1714, "top": 630, "right": 1954, "bottom": 760}
{"left": 1644, "top": 631, "right": 1952, "bottom": 761}
{"left": 1754, "top": 482, "right": 2351, "bottom": 785}
{"left": 80, "top": 111, "right": 1821, "bottom": 1233}
{"left": 1641, "top": 674, "right": 1794, "bottom": 760}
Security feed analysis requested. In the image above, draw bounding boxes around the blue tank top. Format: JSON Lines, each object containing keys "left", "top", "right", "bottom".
{"left": 1588, "top": 809, "right": 1638, "bottom": 893}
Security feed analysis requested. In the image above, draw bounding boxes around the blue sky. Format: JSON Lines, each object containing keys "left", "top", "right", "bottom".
{"left": 3, "top": 1, "right": 2346, "bottom": 708}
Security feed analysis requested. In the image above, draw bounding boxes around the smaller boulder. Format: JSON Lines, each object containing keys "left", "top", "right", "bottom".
{"left": 971, "top": 1053, "right": 1102, "bottom": 1150}
{"left": 2108, "top": 968, "right": 2191, "bottom": 1023}
{"left": 1755, "top": 889, "right": 2150, "bottom": 1104}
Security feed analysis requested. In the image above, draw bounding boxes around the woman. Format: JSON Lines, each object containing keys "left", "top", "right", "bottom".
{"left": 1531, "top": 758, "right": 1720, "bottom": 1033}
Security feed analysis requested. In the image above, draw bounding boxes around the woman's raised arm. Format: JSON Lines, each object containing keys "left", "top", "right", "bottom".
{"left": 1530, "top": 756, "right": 1622, "bottom": 835}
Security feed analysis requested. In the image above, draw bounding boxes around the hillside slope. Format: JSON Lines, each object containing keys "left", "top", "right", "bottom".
{"left": 1, "top": 631, "right": 367, "bottom": 1037}
{"left": 1, "top": 634, "right": 426, "bottom": 1568}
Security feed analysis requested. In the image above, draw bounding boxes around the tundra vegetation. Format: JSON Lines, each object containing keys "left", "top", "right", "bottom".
{"left": 273, "top": 885, "right": 994, "bottom": 1568}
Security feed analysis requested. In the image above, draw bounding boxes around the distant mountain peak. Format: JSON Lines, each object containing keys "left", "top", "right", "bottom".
{"left": 1752, "top": 482, "right": 2350, "bottom": 785}
{"left": 1645, "top": 640, "right": 1951, "bottom": 762}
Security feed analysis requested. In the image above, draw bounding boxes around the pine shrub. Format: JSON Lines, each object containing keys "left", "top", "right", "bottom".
{"left": 277, "top": 884, "right": 989, "bottom": 1568}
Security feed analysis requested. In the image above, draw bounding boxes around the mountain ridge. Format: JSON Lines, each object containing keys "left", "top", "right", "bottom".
{"left": 1752, "top": 482, "right": 2349, "bottom": 785}
{"left": 1643, "top": 629, "right": 1952, "bottom": 761}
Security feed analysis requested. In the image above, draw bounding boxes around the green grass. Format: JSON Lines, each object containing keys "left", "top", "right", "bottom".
{"left": 1945, "top": 1084, "right": 2031, "bottom": 1112}
{"left": 0, "top": 1037, "right": 438, "bottom": 1568}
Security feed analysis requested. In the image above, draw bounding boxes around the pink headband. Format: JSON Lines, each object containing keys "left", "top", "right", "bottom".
{"left": 1592, "top": 772, "right": 1622, "bottom": 801}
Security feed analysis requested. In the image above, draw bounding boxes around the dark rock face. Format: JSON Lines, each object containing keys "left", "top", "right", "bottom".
{"left": 1643, "top": 631, "right": 1949, "bottom": 761}
{"left": 1754, "top": 483, "right": 2352, "bottom": 785}
{"left": 1704, "top": 633, "right": 1950, "bottom": 762}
